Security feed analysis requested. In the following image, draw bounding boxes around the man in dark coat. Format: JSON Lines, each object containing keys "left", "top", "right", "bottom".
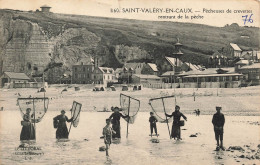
{"left": 212, "top": 106, "right": 225, "bottom": 151}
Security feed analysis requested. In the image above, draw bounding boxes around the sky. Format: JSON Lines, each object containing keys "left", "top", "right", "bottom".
{"left": 0, "top": 0, "right": 259, "bottom": 27}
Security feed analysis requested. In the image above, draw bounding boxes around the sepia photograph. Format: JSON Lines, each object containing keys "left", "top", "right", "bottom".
{"left": 0, "top": 0, "right": 259, "bottom": 164}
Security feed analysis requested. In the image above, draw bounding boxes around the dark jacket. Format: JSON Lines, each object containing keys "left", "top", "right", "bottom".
{"left": 149, "top": 116, "right": 158, "bottom": 125}
{"left": 166, "top": 111, "right": 187, "bottom": 125}
{"left": 109, "top": 112, "right": 127, "bottom": 125}
{"left": 212, "top": 113, "right": 225, "bottom": 127}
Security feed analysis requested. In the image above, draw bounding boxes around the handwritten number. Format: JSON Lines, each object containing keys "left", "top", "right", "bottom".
{"left": 242, "top": 14, "right": 253, "bottom": 25}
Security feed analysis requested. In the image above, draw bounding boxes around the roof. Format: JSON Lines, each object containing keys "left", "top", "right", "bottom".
{"left": 115, "top": 68, "right": 122, "bottom": 73}
{"left": 235, "top": 60, "right": 249, "bottom": 65}
{"left": 241, "top": 51, "right": 253, "bottom": 57}
{"left": 240, "top": 63, "right": 260, "bottom": 69}
{"left": 165, "top": 56, "right": 183, "bottom": 67}
{"left": 99, "top": 67, "right": 114, "bottom": 74}
{"left": 133, "top": 74, "right": 161, "bottom": 79}
{"left": 4, "top": 72, "right": 30, "bottom": 80}
{"left": 124, "top": 63, "right": 145, "bottom": 70}
{"left": 173, "top": 50, "right": 184, "bottom": 55}
{"left": 175, "top": 42, "right": 182, "bottom": 46}
{"left": 184, "top": 62, "right": 202, "bottom": 71}
{"left": 230, "top": 43, "right": 242, "bottom": 51}
{"left": 211, "top": 51, "right": 226, "bottom": 58}
{"left": 183, "top": 73, "right": 242, "bottom": 78}
{"left": 147, "top": 63, "right": 158, "bottom": 72}
{"left": 178, "top": 67, "right": 235, "bottom": 76}
{"left": 40, "top": 5, "right": 51, "bottom": 8}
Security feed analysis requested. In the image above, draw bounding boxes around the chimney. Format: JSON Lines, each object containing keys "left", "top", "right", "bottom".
{"left": 94, "top": 56, "right": 99, "bottom": 68}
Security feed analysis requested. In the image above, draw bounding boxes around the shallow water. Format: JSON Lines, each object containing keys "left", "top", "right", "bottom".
{"left": 0, "top": 111, "right": 259, "bottom": 165}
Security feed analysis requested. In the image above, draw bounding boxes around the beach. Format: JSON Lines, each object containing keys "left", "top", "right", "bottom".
{"left": 0, "top": 86, "right": 260, "bottom": 165}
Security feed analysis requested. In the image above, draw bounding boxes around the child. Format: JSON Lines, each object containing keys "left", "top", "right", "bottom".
{"left": 149, "top": 112, "right": 158, "bottom": 136}
{"left": 103, "top": 119, "right": 114, "bottom": 156}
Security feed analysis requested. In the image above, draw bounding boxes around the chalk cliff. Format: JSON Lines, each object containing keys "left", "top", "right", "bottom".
{"left": 0, "top": 9, "right": 259, "bottom": 82}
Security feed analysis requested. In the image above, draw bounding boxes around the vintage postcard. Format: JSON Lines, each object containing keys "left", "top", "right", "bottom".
{"left": 0, "top": 0, "right": 259, "bottom": 164}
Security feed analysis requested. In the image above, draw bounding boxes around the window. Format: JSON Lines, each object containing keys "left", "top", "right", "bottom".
{"left": 108, "top": 75, "right": 110, "bottom": 80}
{"left": 226, "top": 76, "right": 229, "bottom": 81}
{"left": 87, "top": 74, "right": 90, "bottom": 78}
{"left": 83, "top": 67, "right": 86, "bottom": 72}
{"left": 75, "top": 68, "right": 77, "bottom": 72}
{"left": 104, "top": 75, "right": 106, "bottom": 79}
{"left": 75, "top": 74, "right": 78, "bottom": 78}
{"left": 27, "top": 63, "right": 31, "bottom": 70}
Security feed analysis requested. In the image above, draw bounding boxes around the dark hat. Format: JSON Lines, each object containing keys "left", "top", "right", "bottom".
{"left": 150, "top": 112, "right": 154, "bottom": 115}
{"left": 61, "top": 110, "right": 66, "bottom": 113}
{"left": 175, "top": 105, "right": 180, "bottom": 109}
{"left": 114, "top": 106, "right": 119, "bottom": 111}
{"left": 216, "top": 106, "right": 222, "bottom": 110}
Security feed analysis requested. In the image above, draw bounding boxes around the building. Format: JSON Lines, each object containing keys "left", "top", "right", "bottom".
{"left": 40, "top": 5, "right": 51, "bottom": 12}
{"left": 72, "top": 63, "right": 94, "bottom": 84}
{"left": 92, "top": 67, "right": 116, "bottom": 85}
{"left": 141, "top": 63, "right": 158, "bottom": 75}
{"left": 177, "top": 68, "right": 243, "bottom": 88}
{"left": 1, "top": 72, "right": 30, "bottom": 87}
{"left": 72, "top": 59, "right": 116, "bottom": 85}
{"left": 229, "top": 43, "right": 242, "bottom": 58}
{"left": 114, "top": 68, "right": 123, "bottom": 79}
{"left": 123, "top": 63, "right": 146, "bottom": 74}
{"left": 208, "top": 51, "right": 228, "bottom": 68}
{"left": 132, "top": 74, "right": 161, "bottom": 84}
{"left": 161, "top": 56, "right": 183, "bottom": 74}
{"left": 237, "top": 63, "right": 260, "bottom": 85}
{"left": 234, "top": 59, "right": 250, "bottom": 72}
{"left": 181, "top": 62, "right": 203, "bottom": 72}
{"left": 118, "top": 63, "right": 145, "bottom": 84}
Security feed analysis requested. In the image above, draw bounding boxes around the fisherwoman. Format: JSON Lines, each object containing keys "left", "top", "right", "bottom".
{"left": 165, "top": 105, "right": 187, "bottom": 140}
{"left": 20, "top": 108, "right": 36, "bottom": 141}
{"left": 109, "top": 107, "right": 129, "bottom": 139}
{"left": 53, "top": 110, "right": 73, "bottom": 139}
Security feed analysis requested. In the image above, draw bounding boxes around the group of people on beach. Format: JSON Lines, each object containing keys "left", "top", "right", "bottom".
{"left": 20, "top": 104, "right": 225, "bottom": 156}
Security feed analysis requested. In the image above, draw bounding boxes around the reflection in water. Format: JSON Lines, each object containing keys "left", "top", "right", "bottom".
{"left": 213, "top": 150, "right": 226, "bottom": 165}
{"left": 104, "top": 156, "right": 113, "bottom": 165}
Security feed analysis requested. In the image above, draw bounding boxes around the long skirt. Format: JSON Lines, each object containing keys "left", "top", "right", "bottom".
{"left": 56, "top": 126, "right": 69, "bottom": 139}
{"left": 171, "top": 124, "right": 181, "bottom": 139}
{"left": 20, "top": 124, "right": 35, "bottom": 141}
{"left": 112, "top": 124, "right": 121, "bottom": 138}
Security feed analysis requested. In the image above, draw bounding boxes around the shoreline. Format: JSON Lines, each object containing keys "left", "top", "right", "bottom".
{"left": 0, "top": 85, "right": 260, "bottom": 116}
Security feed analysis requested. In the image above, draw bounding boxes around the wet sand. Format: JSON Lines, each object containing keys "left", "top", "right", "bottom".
{"left": 0, "top": 85, "right": 259, "bottom": 164}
